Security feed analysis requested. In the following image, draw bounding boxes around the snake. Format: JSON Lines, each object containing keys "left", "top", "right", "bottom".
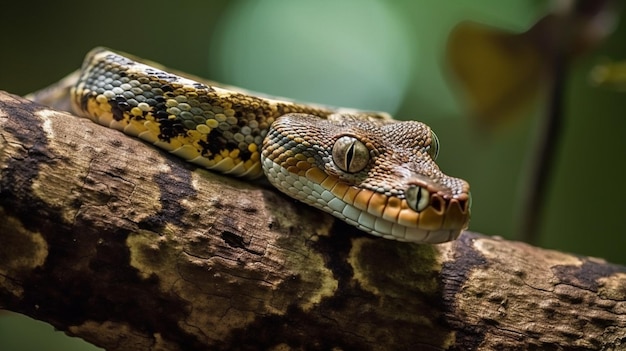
{"left": 69, "top": 47, "right": 471, "bottom": 244}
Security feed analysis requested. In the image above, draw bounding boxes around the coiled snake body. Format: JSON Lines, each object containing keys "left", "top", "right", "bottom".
{"left": 70, "top": 48, "right": 470, "bottom": 243}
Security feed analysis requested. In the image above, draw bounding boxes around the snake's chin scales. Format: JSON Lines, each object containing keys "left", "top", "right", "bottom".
{"left": 70, "top": 47, "right": 471, "bottom": 244}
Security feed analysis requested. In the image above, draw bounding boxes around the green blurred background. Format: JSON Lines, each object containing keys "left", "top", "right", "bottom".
{"left": 0, "top": 1, "right": 624, "bottom": 349}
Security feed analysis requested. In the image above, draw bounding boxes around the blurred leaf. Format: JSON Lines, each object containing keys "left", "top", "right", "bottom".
{"left": 446, "top": 0, "right": 618, "bottom": 132}
{"left": 447, "top": 20, "right": 547, "bottom": 131}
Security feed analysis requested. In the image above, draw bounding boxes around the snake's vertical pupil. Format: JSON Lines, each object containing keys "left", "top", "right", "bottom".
{"left": 415, "top": 186, "right": 422, "bottom": 208}
{"left": 332, "top": 136, "right": 370, "bottom": 173}
{"left": 346, "top": 142, "right": 355, "bottom": 171}
{"left": 406, "top": 185, "right": 430, "bottom": 212}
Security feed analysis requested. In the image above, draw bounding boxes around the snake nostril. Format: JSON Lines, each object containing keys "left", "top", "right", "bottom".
{"left": 430, "top": 196, "right": 445, "bottom": 213}
{"left": 455, "top": 198, "right": 470, "bottom": 213}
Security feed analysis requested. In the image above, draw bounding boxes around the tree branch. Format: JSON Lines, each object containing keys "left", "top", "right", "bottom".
{"left": 1, "top": 91, "right": 625, "bottom": 350}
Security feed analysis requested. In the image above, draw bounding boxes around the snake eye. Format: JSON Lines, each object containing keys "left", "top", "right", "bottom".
{"left": 406, "top": 185, "right": 430, "bottom": 212}
{"left": 427, "top": 130, "right": 439, "bottom": 160}
{"left": 332, "top": 136, "right": 370, "bottom": 173}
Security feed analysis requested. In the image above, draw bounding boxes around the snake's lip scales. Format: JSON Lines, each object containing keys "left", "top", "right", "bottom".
{"left": 442, "top": 198, "right": 470, "bottom": 231}
{"left": 428, "top": 191, "right": 470, "bottom": 216}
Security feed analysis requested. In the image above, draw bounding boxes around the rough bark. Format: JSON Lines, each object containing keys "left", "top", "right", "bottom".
{"left": 0, "top": 90, "right": 625, "bottom": 350}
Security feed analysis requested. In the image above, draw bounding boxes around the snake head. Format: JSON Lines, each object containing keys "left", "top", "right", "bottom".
{"left": 261, "top": 113, "right": 471, "bottom": 244}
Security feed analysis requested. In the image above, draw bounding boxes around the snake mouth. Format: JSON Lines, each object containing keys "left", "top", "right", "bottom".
{"left": 348, "top": 187, "right": 470, "bottom": 243}
{"left": 422, "top": 192, "right": 471, "bottom": 231}
{"left": 262, "top": 156, "right": 470, "bottom": 243}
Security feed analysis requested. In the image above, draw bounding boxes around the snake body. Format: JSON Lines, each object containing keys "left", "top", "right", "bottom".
{"left": 71, "top": 48, "right": 470, "bottom": 243}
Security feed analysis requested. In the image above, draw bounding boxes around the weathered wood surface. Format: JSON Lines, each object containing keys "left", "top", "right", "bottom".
{"left": 1, "top": 91, "right": 625, "bottom": 350}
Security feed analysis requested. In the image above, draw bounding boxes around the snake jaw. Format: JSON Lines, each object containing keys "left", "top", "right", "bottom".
{"left": 262, "top": 152, "right": 469, "bottom": 243}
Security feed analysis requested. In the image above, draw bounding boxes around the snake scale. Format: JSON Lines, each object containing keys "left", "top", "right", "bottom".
{"left": 70, "top": 48, "right": 471, "bottom": 243}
